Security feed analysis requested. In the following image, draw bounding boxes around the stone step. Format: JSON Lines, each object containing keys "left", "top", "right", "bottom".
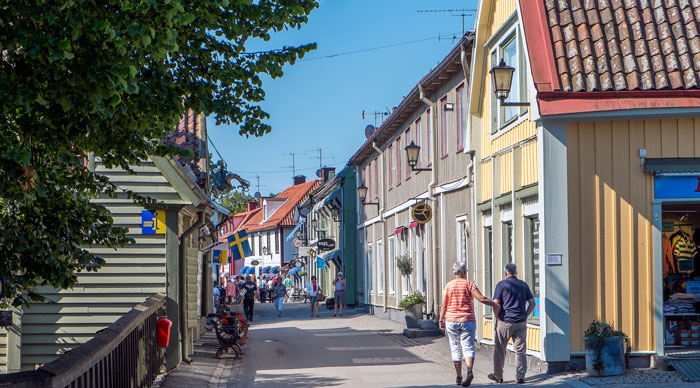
{"left": 403, "top": 328, "right": 442, "bottom": 338}
{"left": 418, "top": 319, "right": 437, "bottom": 330}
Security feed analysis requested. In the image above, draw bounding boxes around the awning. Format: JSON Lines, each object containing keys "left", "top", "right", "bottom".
{"left": 286, "top": 222, "right": 304, "bottom": 242}
{"left": 245, "top": 267, "right": 256, "bottom": 275}
{"left": 312, "top": 188, "right": 342, "bottom": 219}
{"left": 409, "top": 221, "right": 418, "bottom": 229}
{"left": 394, "top": 226, "right": 406, "bottom": 234}
{"left": 239, "top": 266, "right": 249, "bottom": 275}
{"left": 261, "top": 266, "right": 271, "bottom": 274}
{"left": 289, "top": 267, "right": 302, "bottom": 277}
{"left": 644, "top": 158, "right": 700, "bottom": 174}
{"left": 322, "top": 249, "right": 343, "bottom": 270}
{"left": 271, "top": 266, "right": 280, "bottom": 274}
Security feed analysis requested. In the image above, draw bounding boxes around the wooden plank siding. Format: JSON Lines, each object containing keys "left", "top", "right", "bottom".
{"left": 566, "top": 118, "right": 700, "bottom": 352}
{"left": 18, "top": 160, "right": 186, "bottom": 370}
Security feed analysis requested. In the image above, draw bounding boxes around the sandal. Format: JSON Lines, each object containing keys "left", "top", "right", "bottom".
{"left": 462, "top": 372, "right": 473, "bottom": 387}
{"left": 487, "top": 373, "right": 503, "bottom": 384}
{"left": 456, "top": 376, "right": 462, "bottom": 386}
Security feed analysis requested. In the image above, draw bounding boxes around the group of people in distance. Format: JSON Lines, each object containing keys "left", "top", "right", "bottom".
{"left": 212, "top": 271, "right": 347, "bottom": 322}
{"left": 440, "top": 262, "right": 535, "bottom": 386}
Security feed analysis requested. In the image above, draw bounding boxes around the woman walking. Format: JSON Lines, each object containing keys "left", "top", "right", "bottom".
{"left": 272, "top": 277, "right": 286, "bottom": 317}
{"left": 439, "top": 262, "right": 500, "bottom": 387}
{"left": 307, "top": 275, "right": 321, "bottom": 318}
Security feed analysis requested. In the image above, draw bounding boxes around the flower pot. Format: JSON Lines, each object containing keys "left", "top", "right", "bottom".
{"left": 584, "top": 336, "right": 626, "bottom": 376}
{"left": 404, "top": 303, "right": 423, "bottom": 328}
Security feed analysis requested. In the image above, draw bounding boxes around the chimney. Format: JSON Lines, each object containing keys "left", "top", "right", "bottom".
{"left": 321, "top": 167, "right": 336, "bottom": 182}
{"left": 293, "top": 175, "right": 306, "bottom": 185}
{"left": 247, "top": 201, "right": 259, "bottom": 211}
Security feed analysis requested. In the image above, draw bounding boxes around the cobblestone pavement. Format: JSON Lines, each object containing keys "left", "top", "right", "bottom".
{"left": 157, "top": 302, "right": 693, "bottom": 387}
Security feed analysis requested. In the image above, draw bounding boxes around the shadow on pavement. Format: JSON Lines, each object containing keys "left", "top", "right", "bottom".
{"left": 246, "top": 372, "right": 344, "bottom": 387}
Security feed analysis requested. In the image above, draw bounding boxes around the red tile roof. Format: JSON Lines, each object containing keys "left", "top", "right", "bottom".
{"left": 236, "top": 180, "right": 320, "bottom": 233}
{"left": 549, "top": 0, "right": 700, "bottom": 92}
{"left": 521, "top": 0, "right": 700, "bottom": 114}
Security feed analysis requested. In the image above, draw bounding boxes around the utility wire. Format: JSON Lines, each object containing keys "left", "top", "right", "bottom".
{"left": 300, "top": 32, "right": 462, "bottom": 62}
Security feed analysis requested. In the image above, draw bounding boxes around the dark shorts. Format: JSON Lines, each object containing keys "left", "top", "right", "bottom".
{"left": 309, "top": 295, "right": 318, "bottom": 304}
{"left": 334, "top": 290, "right": 345, "bottom": 305}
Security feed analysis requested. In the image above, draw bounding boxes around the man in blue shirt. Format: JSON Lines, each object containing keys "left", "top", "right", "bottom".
{"left": 488, "top": 263, "right": 535, "bottom": 385}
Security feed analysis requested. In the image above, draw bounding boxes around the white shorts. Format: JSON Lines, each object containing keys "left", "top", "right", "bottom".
{"left": 446, "top": 321, "right": 476, "bottom": 361}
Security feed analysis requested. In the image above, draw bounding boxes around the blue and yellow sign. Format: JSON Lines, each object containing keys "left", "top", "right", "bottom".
{"left": 655, "top": 175, "right": 700, "bottom": 199}
{"left": 141, "top": 210, "right": 165, "bottom": 235}
{"left": 213, "top": 249, "right": 228, "bottom": 265}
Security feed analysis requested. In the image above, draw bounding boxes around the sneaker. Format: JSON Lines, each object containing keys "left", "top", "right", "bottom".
{"left": 316, "top": 315, "right": 320, "bottom": 318}
{"left": 516, "top": 378, "right": 525, "bottom": 384}
{"left": 487, "top": 373, "right": 503, "bottom": 384}
{"left": 456, "top": 376, "right": 462, "bottom": 386}
{"left": 462, "top": 372, "right": 473, "bottom": 387}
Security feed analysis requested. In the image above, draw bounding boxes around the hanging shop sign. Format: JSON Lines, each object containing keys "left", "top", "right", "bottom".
{"left": 411, "top": 203, "right": 432, "bottom": 224}
{"left": 294, "top": 261, "right": 303, "bottom": 268}
{"left": 212, "top": 249, "right": 228, "bottom": 265}
{"left": 141, "top": 210, "right": 165, "bottom": 234}
{"left": 316, "top": 256, "right": 327, "bottom": 269}
{"left": 655, "top": 175, "right": 700, "bottom": 199}
{"left": 298, "top": 246, "right": 314, "bottom": 257}
{"left": 250, "top": 260, "right": 260, "bottom": 266}
{"left": 318, "top": 239, "right": 336, "bottom": 251}
{"left": 293, "top": 238, "right": 303, "bottom": 248}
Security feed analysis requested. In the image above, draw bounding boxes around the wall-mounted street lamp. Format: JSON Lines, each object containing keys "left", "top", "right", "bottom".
{"left": 331, "top": 207, "right": 340, "bottom": 222}
{"left": 404, "top": 141, "right": 432, "bottom": 172}
{"left": 489, "top": 59, "right": 529, "bottom": 107}
{"left": 357, "top": 184, "right": 379, "bottom": 208}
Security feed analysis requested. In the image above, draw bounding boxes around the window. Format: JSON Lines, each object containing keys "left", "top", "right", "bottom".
{"left": 415, "top": 118, "right": 422, "bottom": 168}
{"left": 401, "top": 237, "right": 409, "bottom": 295}
{"left": 405, "top": 128, "right": 411, "bottom": 180}
{"left": 388, "top": 143, "right": 393, "bottom": 188}
{"left": 503, "top": 221, "right": 513, "bottom": 264}
{"left": 457, "top": 218, "right": 468, "bottom": 266}
{"left": 426, "top": 109, "right": 432, "bottom": 166}
{"left": 377, "top": 240, "right": 384, "bottom": 294}
{"left": 416, "top": 228, "right": 426, "bottom": 292}
{"left": 524, "top": 216, "right": 541, "bottom": 320}
{"left": 491, "top": 31, "right": 524, "bottom": 132}
{"left": 374, "top": 159, "right": 379, "bottom": 199}
{"left": 456, "top": 84, "right": 465, "bottom": 151}
{"left": 275, "top": 231, "right": 280, "bottom": 254}
{"left": 388, "top": 237, "right": 396, "bottom": 294}
{"left": 441, "top": 96, "right": 449, "bottom": 158}
{"left": 266, "top": 231, "right": 271, "bottom": 253}
{"left": 396, "top": 137, "right": 401, "bottom": 185}
{"left": 250, "top": 235, "right": 255, "bottom": 255}
{"left": 367, "top": 243, "right": 374, "bottom": 293}
{"left": 484, "top": 226, "right": 493, "bottom": 315}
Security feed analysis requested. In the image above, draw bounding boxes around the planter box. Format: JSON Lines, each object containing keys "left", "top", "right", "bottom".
{"left": 404, "top": 304, "right": 423, "bottom": 329}
{"left": 585, "top": 336, "right": 626, "bottom": 376}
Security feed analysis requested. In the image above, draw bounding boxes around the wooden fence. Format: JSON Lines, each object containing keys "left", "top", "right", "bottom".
{"left": 0, "top": 294, "right": 166, "bottom": 388}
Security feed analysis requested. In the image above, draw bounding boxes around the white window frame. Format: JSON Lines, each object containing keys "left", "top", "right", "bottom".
{"left": 416, "top": 227, "right": 425, "bottom": 293}
{"left": 489, "top": 23, "right": 528, "bottom": 139}
{"left": 367, "top": 241, "right": 373, "bottom": 295}
{"left": 401, "top": 233, "right": 409, "bottom": 296}
{"left": 377, "top": 240, "right": 384, "bottom": 294}
{"left": 388, "top": 236, "right": 396, "bottom": 295}
{"left": 456, "top": 215, "right": 468, "bottom": 270}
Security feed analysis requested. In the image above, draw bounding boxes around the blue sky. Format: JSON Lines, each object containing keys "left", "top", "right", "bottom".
{"left": 207, "top": 0, "right": 478, "bottom": 195}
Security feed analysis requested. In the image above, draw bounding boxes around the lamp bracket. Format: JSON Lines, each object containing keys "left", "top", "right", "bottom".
{"left": 410, "top": 166, "right": 433, "bottom": 172}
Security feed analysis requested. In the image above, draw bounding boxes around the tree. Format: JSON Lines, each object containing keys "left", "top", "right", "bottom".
{"left": 0, "top": 0, "right": 318, "bottom": 307}
{"left": 218, "top": 191, "right": 256, "bottom": 215}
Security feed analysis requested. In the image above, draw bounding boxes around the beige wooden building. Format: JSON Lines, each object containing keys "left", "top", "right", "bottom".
{"left": 349, "top": 34, "right": 476, "bottom": 321}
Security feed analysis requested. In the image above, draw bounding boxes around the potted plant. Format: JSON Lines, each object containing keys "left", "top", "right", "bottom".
{"left": 583, "top": 320, "right": 631, "bottom": 376}
{"left": 396, "top": 254, "right": 425, "bottom": 328}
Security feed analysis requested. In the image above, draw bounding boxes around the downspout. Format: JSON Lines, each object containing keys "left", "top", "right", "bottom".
{"left": 420, "top": 84, "right": 439, "bottom": 320}
{"left": 179, "top": 210, "right": 205, "bottom": 364}
{"left": 372, "top": 141, "right": 387, "bottom": 312}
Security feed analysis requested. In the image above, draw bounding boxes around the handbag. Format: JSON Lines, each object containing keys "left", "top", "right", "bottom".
{"left": 317, "top": 292, "right": 326, "bottom": 302}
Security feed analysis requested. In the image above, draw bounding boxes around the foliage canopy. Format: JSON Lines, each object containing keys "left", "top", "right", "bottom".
{"left": 0, "top": 0, "right": 318, "bottom": 307}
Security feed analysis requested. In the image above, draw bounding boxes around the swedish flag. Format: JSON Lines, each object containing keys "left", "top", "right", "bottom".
{"left": 228, "top": 230, "right": 252, "bottom": 260}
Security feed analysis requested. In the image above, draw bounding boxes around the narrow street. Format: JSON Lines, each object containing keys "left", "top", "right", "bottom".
{"left": 161, "top": 302, "right": 579, "bottom": 388}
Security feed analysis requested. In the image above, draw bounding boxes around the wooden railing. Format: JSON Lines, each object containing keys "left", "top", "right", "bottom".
{"left": 0, "top": 294, "right": 166, "bottom": 388}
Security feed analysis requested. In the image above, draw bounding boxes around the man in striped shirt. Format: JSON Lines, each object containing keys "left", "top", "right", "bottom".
{"left": 440, "top": 262, "right": 500, "bottom": 387}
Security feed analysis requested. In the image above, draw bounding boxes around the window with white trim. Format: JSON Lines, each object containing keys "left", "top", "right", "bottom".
{"left": 367, "top": 242, "right": 373, "bottom": 294}
{"left": 440, "top": 96, "right": 449, "bottom": 158}
{"left": 524, "top": 216, "right": 540, "bottom": 321}
{"left": 401, "top": 234, "right": 409, "bottom": 295}
{"left": 484, "top": 226, "right": 493, "bottom": 315}
{"left": 456, "top": 216, "right": 468, "bottom": 268}
{"left": 490, "top": 27, "right": 526, "bottom": 133}
{"left": 377, "top": 240, "right": 384, "bottom": 294}
{"left": 388, "top": 236, "right": 396, "bottom": 294}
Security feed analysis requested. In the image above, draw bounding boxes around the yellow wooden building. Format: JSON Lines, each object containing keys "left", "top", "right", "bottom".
{"left": 469, "top": 0, "right": 700, "bottom": 369}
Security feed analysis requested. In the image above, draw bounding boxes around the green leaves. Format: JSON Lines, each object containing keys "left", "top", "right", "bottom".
{"left": 0, "top": 0, "right": 319, "bottom": 307}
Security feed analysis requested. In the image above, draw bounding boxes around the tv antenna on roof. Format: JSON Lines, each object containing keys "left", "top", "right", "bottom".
{"left": 362, "top": 110, "right": 390, "bottom": 127}
{"left": 417, "top": 9, "right": 477, "bottom": 35}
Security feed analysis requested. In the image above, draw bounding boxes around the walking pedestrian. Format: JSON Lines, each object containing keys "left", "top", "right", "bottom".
{"left": 489, "top": 263, "right": 535, "bottom": 385}
{"left": 272, "top": 277, "right": 286, "bottom": 316}
{"left": 332, "top": 272, "right": 345, "bottom": 317}
{"left": 439, "top": 262, "right": 500, "bottom": 387}
{"left": 259, "top": 276, "right": 267, "bottom": 303}
{"left": 239, "top": 275, "right": 257, "bottom": 322}
{"left": 267, "top": 276, "right": 274, "bottom": 303}
{"left": 307, "top": 275, "right": 321, "bottom": 318}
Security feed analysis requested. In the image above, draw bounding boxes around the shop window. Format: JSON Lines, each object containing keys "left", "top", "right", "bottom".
{"left": 524, "top": 216, "right": 540, "bottom": 322}
{"left": 503, "top": 221, "right": 513, "bottom": 264}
